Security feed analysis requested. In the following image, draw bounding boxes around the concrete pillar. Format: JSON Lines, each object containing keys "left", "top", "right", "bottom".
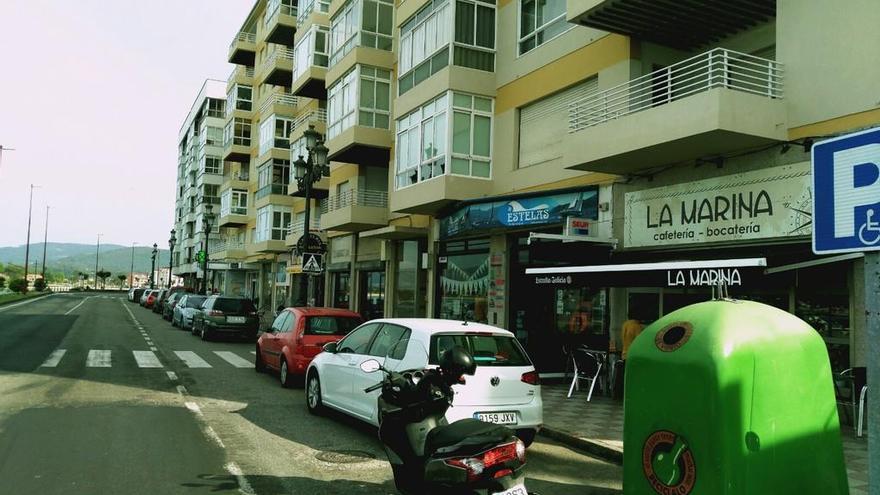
{"left": 425, "top": 220, "right": 439, "bottom": 318}
{"left": 350, "top": 235, "right": 359, "bottom": 313}
{"left": 384, "top": 240, "right": 397, "bottom": 317}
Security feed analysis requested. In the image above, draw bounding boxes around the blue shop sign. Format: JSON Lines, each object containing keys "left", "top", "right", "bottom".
{"left": 440, "top": 187, "right": 599, "bottom": 239}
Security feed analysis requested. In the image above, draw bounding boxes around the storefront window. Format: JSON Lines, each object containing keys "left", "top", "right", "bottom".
{"left": 332, "top": 272, "right": 351, "bottom": 309}
{"left": 553, "top": 287, "right": 607, "bottom": 343}
{"left": 438, "top": 240, "right": 490, "bottom": 323}
{"left": 795, "top": 264, "right": 850, "bottom": 372}
{"left": 360, "top": 271, "right": 385, "bottom": 320}
{"left": 394, "top": 240, "right": 426, "bottom": 317}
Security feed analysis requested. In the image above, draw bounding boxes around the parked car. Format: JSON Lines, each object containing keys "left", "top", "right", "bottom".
{"left": 139, "top": 289, "right": 154, "bottom": 306}
{"left": 256, "top": 307, "right": 364, "bottom": 387}
{"left": 144, "top": 290, "right": 160, "bottom": 309}
{"left": 305, "top": 319, "right": 543, "bottom": 446}
{"left": 153, "top": 287, "right": 185, "bottom": 315}
{"left": 162, "top": 292, "right": 183, "bottom": 321}
{"left": 172, "top": 294, "right": 207, "bottom": 330}
{"left": 192, "top": 296, "right": 259, "bottom": 341}
{"left": 127, "top": 288, "right": 137, "bottom": 302}
{"left": 151, "top": 290, "right": 168, "bottom": 313}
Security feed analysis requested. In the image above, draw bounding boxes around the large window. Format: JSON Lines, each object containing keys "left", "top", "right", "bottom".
{"left": 258, "top": 115, "right": 295, "bottom": 155}
{"left": 294, "top": 25, "right": 330, "bottom": 82}
{"left": 200, "top": 124, "right": 223, "bottom": 148}
{"left": 256, "top": 159, "right": 291, "bottom": 198}
{"left": 399, "top": 0, "right": 452, "bottom": 95}
{"left": 453, "top": 0, "right": 495, "bottom": 71}
{"left": 206, "top": 98, "right": 225, "bottom": 118}
{"left": 201, "top": 155, "right": 222, "bottom": 175}
{"left": 297, "top": 0, "right": 330, "bottom": 26}
{"left": 329, "top": 0, "right": 394, "bottom": 67}
{"left": 327, "top": 65, "right": 391, "bottom": 139}
{"left": 437, "top": 239, "right": 490, "bottom": 323}
{"left": 224, "top": 118, "right": 252, "bottom": 147}
{"left": 221, "top": 188, "right": 248, "bottom": 216}
{"left": 519, "top": 0, "right": 568, "bottom": 55}
{"left": 255, "top": 205, "right": 291, "bottom": 242}
{"left": 226, "top": 85, "right": 253, "bottom": 116}
{"left": 395, "top": 91, "right": 491, "bottom": 189}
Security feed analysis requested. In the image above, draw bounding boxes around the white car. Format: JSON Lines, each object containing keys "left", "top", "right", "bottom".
{"left": 171, "top": 294, "right": 207, "bottom": 330}
{"left": 305, "top": 319, "right": 543, "bottom": 445}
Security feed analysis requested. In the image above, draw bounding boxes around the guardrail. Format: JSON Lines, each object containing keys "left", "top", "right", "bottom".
{"left": 228, "top": 65, "right": 256, "bottom": 83}
{"left": 293, "top": 108, "right": 327, "bottom": 130}
{"left": 229, "top": 31, "right": 256, "bottom": 51}
{"left": 209, "top": 239, "right": 246, "bottom": 255}
{"left": 321, "top": 189, "right": 388, "bottom": 213}
{"left": 260, "top": 47, "right": 295, "bottom": 75}
{"left": 259, "top": 91, "right": 299, "bottom": 115}
{"left": 568, "top": 48, "right": 783, "bottom": 132}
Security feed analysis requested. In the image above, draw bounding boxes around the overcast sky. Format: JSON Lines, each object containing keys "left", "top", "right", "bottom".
{"left": 0, "top": 0, "right": 252, "bottom": 248}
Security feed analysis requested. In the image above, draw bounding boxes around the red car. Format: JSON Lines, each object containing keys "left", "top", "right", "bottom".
{"left": 144, "top": 291, "right": 159, "bottom": 309}
{"left": 256, "top": 307, "right": 363, "bottom": 387}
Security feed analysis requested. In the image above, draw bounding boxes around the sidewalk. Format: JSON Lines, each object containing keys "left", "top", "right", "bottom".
{"left": 539, "top": 382, "right": 868, "bottom": 494}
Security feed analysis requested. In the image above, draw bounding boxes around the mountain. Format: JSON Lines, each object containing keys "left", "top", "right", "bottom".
{"left": 0, "top": 243, "right": 170, "bottom": 277}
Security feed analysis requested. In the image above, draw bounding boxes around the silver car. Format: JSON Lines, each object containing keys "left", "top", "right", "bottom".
{"left": 172, "top": 294, "right": 207, "bottom": 330}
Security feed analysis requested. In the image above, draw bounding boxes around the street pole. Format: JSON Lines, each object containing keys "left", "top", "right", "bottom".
{"left": 150, "top": 244, "right": 157, "bottom": 289}
{"left": 0, "top": 145, "right": 14, "bottom": 172}
{"left": 129, "top": 242, "right": 137, "bottom": 288}
{"left": 866, "top": 251, "right": 879, "bottom": 495}
{"left": 41, "top": 206, "right": 49, "bottom": 281}
{"left": 24, "top": 184, "right": 37, "bottom": 285}
{"left": 94, "top": 234, "right": 102, "bottom": 291}
{"left": 168, "top": 230, "right": 176, "bottom": 288}
{"left": 202, "top": 204, "right": 214, "bottom": 295}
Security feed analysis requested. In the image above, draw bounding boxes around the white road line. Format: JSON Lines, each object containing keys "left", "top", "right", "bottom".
{"left": 133, "top": 351, "right": 163, "bottom": 368}
{"left": 41, "top": 349, "right": 67, "bottom": 367}
{"left": 174, "top": 351, "right": 212, "bottom": 368}
{"left": 224, "top": 462, "right": 256, "bottom": 495}
{"left": 185, "top": 401, "right": 203, "bottom": 415}
{"left": 250, "top": 351, "right": 257, "bottom": 355}
{"left": 0, "top": 294, "right": 53, "bottom": 312}
{"left": 64, "top": 297, "right": 90, "bottom": 315}
{"left": 86, "top": 350, "right": 111, "bottom": 368}
{"left": 166, "top": 371, "right": 178, "bottom": 381}
{"left": 213, "top": 351, "right": 252, "bottom": 368}
{"left": 149, "top": 346, "right": 158, "bottom": 352}
{"left": 176, "top": 385, "right": 188, "bottom": 396}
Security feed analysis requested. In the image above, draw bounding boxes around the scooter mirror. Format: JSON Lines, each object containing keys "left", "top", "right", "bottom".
{"left": 360, "top": 359, "right": 382, "bottom": 373}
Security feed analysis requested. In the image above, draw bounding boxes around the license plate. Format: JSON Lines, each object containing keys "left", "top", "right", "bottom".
{"left": 475, "top": 411, "right": 517, "bottom": 425}
{"left": 493, "top": 484, "right": 527, "bottom": 495}
{"left": 227, "top": 316, "right": 246, "bottom": 323}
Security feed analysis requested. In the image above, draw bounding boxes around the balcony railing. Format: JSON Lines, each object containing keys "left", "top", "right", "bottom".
{"left": 321, "top": 189, "right": 388, "bottom": 213}
{"left": 568, "top": 48, "right": 783, "bottom": 133}
{"left": 297, "top": 0, "right": 330, "bottom": 27}
{"left": 286, "top": 218, "right": 323, "bottom": 237}
{"left": 266, "top": 0, "right": 297, "bottom": 24}
{"left": 209, "top": 239, "right": 246, "bottom": 255}
{"left": 227, "top": 66, "right": 255, "bottom": 83}
{"left": 256, "top": 183, "right": 289, "bottom": 199}
{"left": 229, "top": 31, "right": 256, "bottom": 52}
{"left": 293, "top": 108, "right": 328, "bottom": 130}
{"left": 259, "top": 91, "right": 299, "bottom": 116}
{"left": 260, "top": 47, "right": 295, "bottom": 75}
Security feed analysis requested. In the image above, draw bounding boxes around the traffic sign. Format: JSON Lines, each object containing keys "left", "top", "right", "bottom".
{"left": 812, "top": 126, "right": 880, "bottom": 254}
{"left": 302, "top": 253, "right": 323, "bottom": 274}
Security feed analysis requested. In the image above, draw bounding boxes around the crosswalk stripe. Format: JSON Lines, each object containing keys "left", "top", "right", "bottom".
{"left": 250, "top": 351, "right": 257, "bottom": 355}
{"left": 86, "top": 350, "right": 111, "bottom": 368}
{"left": 174, "top": 351, "right": 212, "bottom": 368}
{"left": 41, "top": 349, "right": 67, "bottom": 367}
{"left": 133, "top": 351, "right": 163, "bottom": 368}
{"left": 213, "top": 351, "right": 252, "bottom": 368}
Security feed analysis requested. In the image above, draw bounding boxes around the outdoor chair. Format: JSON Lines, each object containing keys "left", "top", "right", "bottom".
{"left": 567, "top": 347, "right": 604, "bottom": 401}
{"left": 836, "top": 367, "right": 867, "bottom": 437}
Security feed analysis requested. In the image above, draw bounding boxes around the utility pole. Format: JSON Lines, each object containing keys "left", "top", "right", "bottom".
{"left": 23, "top": 184, "right": 39, "bottom": 285}
{"left": 41, "top": 206, "right": 50, "bottom": 281}
{"left": 94, "top": 234, "right": 102, "bottom": 291}
{"left": 0, "top": 145, "right": 15, "bottom": 172}
{"left": 129, "top": 242, "right": 137, "bottom": 288}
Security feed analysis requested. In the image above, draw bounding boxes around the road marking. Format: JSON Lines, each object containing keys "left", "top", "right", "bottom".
{"left": 150, "top": 346, "right": 158, "bottom": 352}
{"left": 174, "top": 351, "right": 212, "bottom": 368}
{"left": 185, "top": 401, "right": 203, "bottom": 416}
{"left": 176, "top": 385, "right": 188, "bottom": 396}
{"left": 0, "top": 294, "right": 54, "bottom": 312}
{"left": 41, "top": 349, "right": 67, "bottom": 367}
{"left": 133, "top": 351, "right": 163, "bottom": 368}
{"left": 213, "top": 351, "right": 252, "bottom": 368}
{"left": 250, "top": 351, "right": 257, "bottom": 355}
{"left": 64, "top": 297, "right": 90, "bottom": 315}
{"left": 204, "top": 427, "right": 226, "bottom": 448}
{"left": 166, "top": 371, "right": 178, "bottom": 381}
{"left": 225, "top": 462, "right": 255, "bottom": 495}
{"left": 86, "top": 350, "right": 111, "bottom": 367}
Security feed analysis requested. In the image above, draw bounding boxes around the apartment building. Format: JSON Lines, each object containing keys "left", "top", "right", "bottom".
{"left": 172, "top": 80, "right": 227, "bottom": 291}
{"left": 207, "top": 0, "right": 879, "bottom": 374}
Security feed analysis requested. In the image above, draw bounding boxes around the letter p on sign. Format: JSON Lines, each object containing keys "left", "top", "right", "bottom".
{"left": 813, "top": 127, "right": 880, "bottom": 254}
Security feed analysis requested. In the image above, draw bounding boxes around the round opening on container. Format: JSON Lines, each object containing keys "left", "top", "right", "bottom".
{"left": 655, "top": 321, "right": 693, "bottom": 352}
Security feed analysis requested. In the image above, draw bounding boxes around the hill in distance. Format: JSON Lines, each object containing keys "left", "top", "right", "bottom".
{"left": 0, "top": 243, "right": 170, "bottom": 277}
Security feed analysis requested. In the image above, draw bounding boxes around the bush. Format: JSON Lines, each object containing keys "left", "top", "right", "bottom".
{"left": 0, "top": 276, "right": 5, "bottom": 289}
{"left": 34, "top": 278, "right": 47, "bottom": 291}
{"left": 8, "top": 278, "right": 28, "bottom": 294}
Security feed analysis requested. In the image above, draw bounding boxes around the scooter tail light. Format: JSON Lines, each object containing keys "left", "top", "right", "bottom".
{"left": 515, "top": 439, "right": 526, "bottom": 463}
{"left": 520, "top": 371, "right": 540, "bottom": 385}
{"left": 482, "top": 442, "right": 518, "bottom": 469}
{"left": 493, "top": 468, "right": 513, "bottom": 479}
{"left": 444, "top": 457, "right": 484, "bottom": 482}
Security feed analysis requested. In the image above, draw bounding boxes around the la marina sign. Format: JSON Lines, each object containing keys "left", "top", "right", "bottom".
{"left": 666, "top": 268, "right": 742, "bottom": 287}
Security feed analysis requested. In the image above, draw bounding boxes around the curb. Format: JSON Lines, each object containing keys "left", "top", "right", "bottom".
{"left": 539, "top": 426, "right": 623, "bottom": 465}
{"left": 0, "top": 292, "right": 53, "bottom": 308}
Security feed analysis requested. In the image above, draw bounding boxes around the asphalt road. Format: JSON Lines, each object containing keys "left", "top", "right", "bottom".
{"left": 0, "top": 293, "right": 622, "bottom": 494}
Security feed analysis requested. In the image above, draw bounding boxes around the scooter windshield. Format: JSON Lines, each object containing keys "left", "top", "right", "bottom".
{"left": 384, "top": 338, "right": 429, "bottom": 374}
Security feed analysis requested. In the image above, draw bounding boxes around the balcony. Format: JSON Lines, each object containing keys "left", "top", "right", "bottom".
{"left": 255, "top": 183, "right": 289, "bottom": 200}
{"left": 257, "top": 47, "right": 295, "bottom": 87}
{"left": 208, "top": 239, "right": 247, "bottom": 261}
{"left": 227, "top": 65, "right": 255, "bottom": 90}
{"left": 218, "top": 202, "right": 249, "bottom": 227}
{"left": 288, "top": 175, "right": 330, "bottom": 200}
{"left": 258, "top": 91, "right": 299, "bottom": 119}
{"left": 292, "top": 25, "right": 330, "bottom": 99}
{"left": 562, "top": 48, "right": 786, "bottom": 175}
{"left": 263, "top": 0, "right": 297, "bottom": 46}
{"left": 390, "top": 174, "right": 492, "bottom": 215}
{"left": 320, "top": 189, "right": 388, "bottom": 231}
{"left": 285, "top": 217, "right": 324, "bottom": 247}
{"left": 568, "top": 0, "right": 775, "bottom": 51}
{"left": 228, "top": 31, "right": 257, "bottom": 65}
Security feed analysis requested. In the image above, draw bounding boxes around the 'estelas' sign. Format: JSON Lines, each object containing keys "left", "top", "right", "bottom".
{"left": 625, "top": 162, "right": 813, "bottom": 248}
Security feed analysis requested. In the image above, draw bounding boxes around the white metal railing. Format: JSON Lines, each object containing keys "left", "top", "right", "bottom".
{"left": 321, "top": 189, "right": 388, "bottom": 213}
{"left": 228, "top": 65, "right": 256, "bottom": 83}
{"left": 293, "top": 108, "right": 328, "bottom": 130}
{"left": 229, "top": 31, "right": 257, "bottom": 51}
{"left": 568, "top": 48, "right": 783, "bottom": 133}
{"left": 209, "top": 239, "right": 246, "bottom": 255}
{"left": 297, "top": 0, "right": 330, "bottom": 26}
{"left": 261, "top": 46, "right": 295, "bottom": 75}
{"left": 259, "top": 91, "right": 299, "bottom": 115}
{"left": 286, "top": 218, "right": 323, "bottom": 237}
{"left": 267, "top": 0, "right": 297, "bottom": 24}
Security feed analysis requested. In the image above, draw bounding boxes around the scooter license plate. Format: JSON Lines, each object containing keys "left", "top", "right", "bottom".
{"left": 474, "top": 411, "right": 517, "bottom": 424}
{"left": 493, "top": 484, "right": 527, "bottom": 495}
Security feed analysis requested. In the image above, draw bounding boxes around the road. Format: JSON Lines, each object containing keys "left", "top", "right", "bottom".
{"left": 0, "top": 293, "right": 622, "bottom": 494}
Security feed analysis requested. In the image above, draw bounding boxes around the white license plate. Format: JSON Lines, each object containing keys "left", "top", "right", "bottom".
{"left": 493, "top": 484, "right": 527, "bottom": 495}
{"left": 475, "top": 411, "right": 517, "bottom": 425}
{"left": 227, "top": 316, "right": 246, "bottom": 323}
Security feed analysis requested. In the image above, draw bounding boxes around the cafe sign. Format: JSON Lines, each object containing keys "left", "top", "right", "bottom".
{"left": 624, "top": 162, "right": 812, "bottom": 248}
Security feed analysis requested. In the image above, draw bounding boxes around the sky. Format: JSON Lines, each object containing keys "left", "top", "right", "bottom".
{"left": 0, "top": 0, "right": 253, "bottom": 248}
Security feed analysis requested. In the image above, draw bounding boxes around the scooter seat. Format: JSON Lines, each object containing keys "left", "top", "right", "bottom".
{"left": 425, "top": 418, "right": 512, "bottom": 456}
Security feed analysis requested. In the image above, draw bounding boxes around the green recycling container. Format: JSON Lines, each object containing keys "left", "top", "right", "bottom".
{"left": 623, "top": 299, "right": 848, "bottom": 494}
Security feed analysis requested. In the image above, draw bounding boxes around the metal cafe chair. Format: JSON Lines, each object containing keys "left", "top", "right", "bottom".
{"left": 835, "top": 367, "right": 867, "bottom": 437}
{"left": 567, "top": 347, "right": 604, "bottom": 401}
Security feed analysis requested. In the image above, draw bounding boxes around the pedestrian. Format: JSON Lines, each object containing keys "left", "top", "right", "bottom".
{"left": 613, "top": 311, "right": 645, "bottom": 400}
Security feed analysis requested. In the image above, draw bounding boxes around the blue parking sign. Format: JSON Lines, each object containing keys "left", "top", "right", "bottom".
{"left": 812, "top": 127, "right": 880, "bottom": 254}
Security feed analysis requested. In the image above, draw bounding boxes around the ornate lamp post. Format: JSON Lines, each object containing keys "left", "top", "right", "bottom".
{"left": 202, "top": 203, "right": 215, "bottom": 295}
{"left": 292, "top": 124, "right": 330, "bottom": 306}
{"left": 167, "top": 229, "right": 176, "bottom": 288}
{"left": 149, "top": 243, "right": 158, "bottom": 289}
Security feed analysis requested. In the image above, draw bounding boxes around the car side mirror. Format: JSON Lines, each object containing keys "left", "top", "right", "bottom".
{"left": 322, "top": 342, "right": 338, "bottom": 354}
{"left": 360, "top": 359, "right": 381, "bottom": 373}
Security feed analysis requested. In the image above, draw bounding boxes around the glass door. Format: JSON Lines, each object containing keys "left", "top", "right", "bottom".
{"left": 359, "top": 271, "right": 385, "bottom": 320}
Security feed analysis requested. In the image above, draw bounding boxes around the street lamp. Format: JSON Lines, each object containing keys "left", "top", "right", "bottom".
{"left": 293, "top": 124, "right": 330, "bottom": 307}
{"left": 202, "top": 203, "right": 215, "bottom": 295}
{"left": 129, "top": 242, "right": 137, "bottom": 288}
{"left": 168, "top": 229, "right": 176, "bottom": 288}
{"left": 150, "top": 243, "right": 158, "bottom": 289}
{"left": 94, "top": 233, "right": 102, "bottom": 292}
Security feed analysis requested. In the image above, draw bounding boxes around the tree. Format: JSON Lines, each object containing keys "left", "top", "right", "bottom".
{"left": 0, "top": 276, "right": 5, "bottom": 289}
{"left": 97, "top": 270, "right": 111, "bottom": 289}
{"left": 33, "top": 278, "right": 47, "bottom": 292}
{"left": 117, "top": 274, "right": 127, "bottom": 288}
{"left": 9, "top": 278, "right": 28, "bottom": 294}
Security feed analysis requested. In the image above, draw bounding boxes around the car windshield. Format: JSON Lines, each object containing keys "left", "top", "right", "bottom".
{"left": 304, "top": 316, "right": 362, "bottom": 336}
{"left": 212, "top": 298, "right": 255, "bottom": 313}
{"left": 186, "top": 296, "right": 206, "bottom": 308}
{"left": 429, "top": 334, "right": 531, "bottom": 367}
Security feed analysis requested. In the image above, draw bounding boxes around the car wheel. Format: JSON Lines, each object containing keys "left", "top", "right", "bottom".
{"left": 171, "top": 316, "right": 177, "bottom": 328}
{"left": 280, "top": 359, "right": 293, "bottom": 388}
{"left": 255, "top": 347, "right": 266, "bottom": 373}
{"left": 200, "top": 325, "right": 211, "bottom": 341}
{"left": 306, "top": 372, "right": 324, "bottom": 415}
{"left": 516, "top": 429, "right": 537, "bottom": 447}
{"left": 190, "top": 321, "right": 197, "bottom": 335}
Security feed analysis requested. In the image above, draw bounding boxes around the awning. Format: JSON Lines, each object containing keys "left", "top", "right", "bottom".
{"left": 359, "top": 225, "right": 428, "bottom": 240}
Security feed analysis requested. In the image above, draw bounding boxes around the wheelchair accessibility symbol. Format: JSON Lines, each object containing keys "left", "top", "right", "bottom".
{"left": 858, "top": 209, "right": 880, "bottom": 245}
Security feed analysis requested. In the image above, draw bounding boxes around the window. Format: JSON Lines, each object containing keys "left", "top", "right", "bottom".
{"left": 201, "top": 126, "right": 223, "bottom": 148}
{"left": 399, "top": 0, "right": 452, "bottom": 95}
{"left": 206, "top": 98, "right": 225, "bottom": 118}
{"left": 271, "top": 312, "right": 291, "bottom": 332}
{"left": 297, "top": 0, "right": 330, "bottom": 26}
{"left": 221, "top": 188, "right": 248, "bottom": 216}
{"left": 337, "top": 323, "right": 380, "bottom": 354}
{"left": 360, "top": 0, "right": 394, "bottom": 51}
{"left": 329, "top": 0, "right": 393, "bottom": 67}
{"left": 453, "top": 0, "right": 495, "bottom": 71}
{"left": 255, "top": 205, "right": 291, "bottom": 242}
{"left": 256, "top": 159, "right": 290, "bottom": 198}
{"left": 226, "top": 85, "right": 253, "bottom": 116}
{"left": 429, "top": 334, "right": 531, "bottom": 367}
{"left": 202, "top": 155, "right": 222, "bottom": 175}
{"left": 327, "top": 66, "right": 390, "bottom": 139}
{"left": 305, "top": 316, "right": 363, "bottom": 336}
{"left": 519, "top": 0, "right": 568, "bottom": 54}
{"left": 329, "top": 0, "right": 360, "bottom": 66}
{"left": 294, "top": 25, "right": 329, "bottom": 82}
{"left": 451, "top": 92, "right": 492, "bottom": 178}
{"left": 367, "top": 324, "right": 411, "bottom": 357}
{"left": 224, "top": 118, "right": 252, "bottom": 147}
{"left": 259, "top": 114, "right": 295, "bottom": 155}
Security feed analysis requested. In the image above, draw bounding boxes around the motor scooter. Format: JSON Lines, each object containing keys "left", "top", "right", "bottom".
{"left": 360, "top": 340, "right": 536, "bottom": 495}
